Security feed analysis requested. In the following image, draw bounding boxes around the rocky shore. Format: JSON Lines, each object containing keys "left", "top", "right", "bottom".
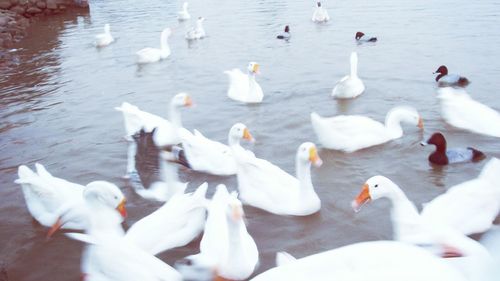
{"left": 0, "top": 0, "right": 88, "bottom": 49}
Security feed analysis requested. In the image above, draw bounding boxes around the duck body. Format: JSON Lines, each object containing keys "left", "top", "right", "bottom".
{"left": 276, "top": 26, "right": 290, "bottom": 40}
{"left": 251, "top": 241, "right": 467, "bottom": 281}
{"left": 438, "top": 87, "right": 500, "bottom": 137}
{"left": 355, "top": 31, "right": 377, "bottom": 43}
{"left": 136, "top": 28, "right": 171, "bottom": 64}
{"left": 225, "top": 62, "right": 263, "bottom": 103}
{"left": 177, "top": 2, "right": 190, "bottom": 21}
{"left": 434, "top": 65, "right": 470, "bottom": 88}
{"left": 95, "top": 24, "right": 114, "bottom": 47}
{"left": 312, "top": 2, "right": 330, "bottom": 23}
{"left": 234, "top": 142, "right": 322, "bottom": 216}
{"left": 125, "top": 183, "right": 208, "bottom": 255}
{"left": 421, "top": 158, "right": 500, "bottom": 235}
{"left": 421, "top": 132, "right": 485, "bottom": 165}
{"left": 331, "top": 52, "right": 365, "bottom": 98}
{"left": 311, "top": 106, "right": 423, "bottom": 152}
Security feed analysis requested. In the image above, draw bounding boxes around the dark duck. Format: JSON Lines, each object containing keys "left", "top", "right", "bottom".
{"left": 277, "top": 25, "right": 290, "bottom": 40}
{"left": 355, "top": 31, "right": 377, "bottom": 43}
{"left": 420, "top": 132, "right": 485, "bottom": 165}
{"left": 434, "top": 65, "right": 470, "bottom": 87}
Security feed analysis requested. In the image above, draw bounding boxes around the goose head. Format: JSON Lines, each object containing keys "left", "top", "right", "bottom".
{"left": 351, "top": 175, "right": 398, "bottom": 212}
{"left": 228, "top": 123, "right": 255, "bottom": 144}
{"left": 84, "top": 181, "right": 127, "bottom": 218}
{"left": 183, "top": 2, "right": 189, "bottom": 10}
{"left": 196, "top": 17, "right": 205, "bottom": 27}
{"left": 385, "top": 106, "right": 424, "bottom": 135}
{"left": 296, "top": 142, "right": 322, "bottom": 167}
{"left": 226, "top": 193, "right": 244, "bottom": 223}
{"left": 171, "top": 92, "right": 193, "bottom": 108}
{"left": 247, "top": 62, "right": 260, "bottom": 74}
{"left": 47, "top": 181, "right": 126, "bottom": 238}
{"left": 161, "top": 27, "right": 172, "bottom": 39}
{"left": 355, "top": 31, "right": 365, "bottom": 40}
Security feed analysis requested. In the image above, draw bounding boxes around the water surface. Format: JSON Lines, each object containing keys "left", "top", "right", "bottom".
{"left": 1, "top": 0, "right": 500, "bottom": 280}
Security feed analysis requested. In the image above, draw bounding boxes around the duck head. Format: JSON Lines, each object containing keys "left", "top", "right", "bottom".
{"left": 317, "top": 2, "right": 322, "bottom": 7}
{"left": 420, "top": 132, "right": 447, "bottom": 150}
{"left": 434, "top": 65, "right": 448, "bottom": 81}
{"left": 284, "top": 25, "right": 290, "bottom": 33}
{"left": 355, "top": 31, "right": 365, "bottom": 40}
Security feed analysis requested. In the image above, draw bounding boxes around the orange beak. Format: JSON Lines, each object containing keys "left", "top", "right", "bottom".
{"left": 309, "top": 147, "right": 323, "bottom": 167}
{"left": 184, "top": 96, "right": 193, "bottom": 107}
{"left": 116, "top": 199, "right": 127, "bottom": 218}
{"left": 242, "top": 128, "right": 255, "bottom": 142}
{"left": 417, "top": 117, "right": 424, "bottom": 129}
{"left": 47, "top": 217, "right": 63, "bottom": 239}
{"left": 351, "top": 183, "right": 371, "bottom": 212}
{"left": 252, "top": 63, "right": 260, "bottom": 74}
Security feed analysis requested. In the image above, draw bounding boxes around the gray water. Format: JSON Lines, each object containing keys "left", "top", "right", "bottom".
{"left": 1, "top": 0, "right": 500, "bottom": 280}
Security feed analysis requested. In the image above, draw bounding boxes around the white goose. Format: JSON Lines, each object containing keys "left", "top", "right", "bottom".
{"left": 331, "top": 52, "right": 365, "bottom": 99}
{"left": 438, "top": 87, "right": 500, "bottom": 137}
{"left": 115, "top": 93, "right": 192, "bottom": 176}
{"left": 177, "top": 184, "right": 259, "bottom": 281}
{"left": 125, "top": 183, "right": 208, "bottom": 255}
{"left": 421, "top": 158, "right": 500, "bottom": 235}
{"left": 175, "top": 123, "right": 254, "bottom": 176}
{"left": 233, "top": 139, "right": 323, "bottom": 216}
{"left": 352, "top": 175, "right": 493, "bottom": 279}
{"left": 177, "top": 2, "right": 191, "bottom": 21}
{"left": 14, "top": 164, "right": 126, "bottom": 231}
{"left": 311, "top": 106, "right": 423, "bottom": 152}
{"left": 136, "top": 28, "right": 172, "bottom": 64}
{"left": 95, "top": 23, "right": 114, "bottom": 47}
{"left": 312, "top": 2, "right": 330, "bottom": 23}
{"left": 185, "top": 17, "right": 206, "bottom": 40}
{"left": 225, "top": 62, "right": 263, "bottom": 103}
{"left": 66, "top": 183, "right": 182, "bottom": 281}
{"left": 251, "top": 241, "right": 467, "bottom": 281}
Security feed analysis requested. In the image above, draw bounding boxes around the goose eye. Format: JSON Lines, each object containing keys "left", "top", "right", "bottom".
{"left": 374, "top": 184, "right": 378, "bottom": 188}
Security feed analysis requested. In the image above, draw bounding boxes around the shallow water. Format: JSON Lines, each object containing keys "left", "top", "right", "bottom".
{"left": 1, "top": 0, "right": 500, "bottom": 279}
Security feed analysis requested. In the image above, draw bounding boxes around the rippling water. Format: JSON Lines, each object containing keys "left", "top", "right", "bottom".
{"left": 1, "top": 0, "right": 500, "bottom": 279}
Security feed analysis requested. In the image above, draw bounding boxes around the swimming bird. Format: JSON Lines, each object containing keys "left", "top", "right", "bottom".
{"left": 355, "top": 31, "right": 377, "bottom": 43}
{"left": 421, "top": 158, "right": 500, "bottom": 236}
{"left": 185, "top": 17, "right": 206, "bottom": 40}
{"left": 225, "top": 62, "right": 263, "bottom": 103}
{"left": 176, "top": 185, "right": 259, "bottom": 280}
{"left": 276, "top": 26, "right": 290, "bottom": 40}
{"left": 420, "top": 132, "right": 485, "bottom": 165}
{"left": 437, "top": 87, "right": 500, "bottom": 137}
{"left": 233, "top": 139, "right": 323, "bottom": 216}
{"left": 95, "top": 23, "right": 114, "bottom": 47}
{"left": 177, "top": 2, "right": 191, "bottom": 21}
{"left": 311, "top": 106, "right": 423, "bottom": 152}
{"left": 331, "top": 52, "right": 365, "bottom": 98}
{"left": 65, "top": 183, "right": 182, "bottom": 281}
{"left": 125, "top": 183, "right": 208, "bottom": 255}
{"left": 136, "top": 28, "right": 172, "bottom": 64}
{"left": 14, "top": 164, "right": 126, "bottom": 232}
{"left": 434, "top": 65, "right": 470, "bottom": 87}
{"left": 115, "top": 93, "right": 192, "bottom": 177}
{"left": 251, "top": 241, "right": 467, "bottom": 281}
{"left": 312, "top": 2, "right": 330, "bottom": 23}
